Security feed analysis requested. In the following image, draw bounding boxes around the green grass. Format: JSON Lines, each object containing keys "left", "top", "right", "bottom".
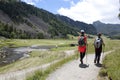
{"left": 27, "top": 52, "right": 77, "bottom": 80}
{"left": 11, "top": 37, "right": 120, "bottom": 80}
{"left": 99, "top": 38, "right": 120, "bottom": 80}
{"left": 0, "top": 51, "right": 66, "bottom": 73}
{"left": 51, "top": 46, "right": 76, "bottom": 51}
{"left": 0, "top": 39, "right": 78, "bottom": 73}
{"left": 99, "top": 49, "right": 120, "bottom": 80}
{"left": 0, "top": 38, "right": 78, "bottom": 53}
{"left": 87, "top": 38, "right": 95, "bottom": 53}
{"left": 88, "top": 37, "right": 120, "bottom": 53}
{"left": 0, "top": 39, "right": 74, "bottom": 47}
{"left": 4, "top": 39, "right": 77, "bottom": 47}
{"left": 103, "top": 38, "right": 120, "bottom": 51}
{"left": 0, "top": 37, "right": 118, "bottom": 73}
{"left": 0, "top": 37, "right": 120, "bottom": 80}
{"left": 0, "top": 37, "right": 111, "bottom": 53}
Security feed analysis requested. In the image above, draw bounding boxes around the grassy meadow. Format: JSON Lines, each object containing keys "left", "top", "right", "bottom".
{"left": 0, "top": 36, "right": 120, "bottom": 80}
{"left": 99, "top": 47, "right": 120, "bottom": 80}
{"left": 0, "top": 51, "right": 67, "bottom": 73}
{"left": 0, "top": 38, "right": 77, "bottom": 73}
{"left": 0, "top": 37, "right": 96, "bottom": 74}
{"left": 99, "top": 37, "right": 120, "bottom": 80}
{"left": 26, "top": 37, "right": 120, "bottom": 80}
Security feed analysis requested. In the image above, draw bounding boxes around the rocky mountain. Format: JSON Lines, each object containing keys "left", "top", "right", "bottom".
{"left": 93, "top": 21, "right": 120, "bottom": 39}
{"left": 0, "top": 0, "right": 97, "bottom": 39}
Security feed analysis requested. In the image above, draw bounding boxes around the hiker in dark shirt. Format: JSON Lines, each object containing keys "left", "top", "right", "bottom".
{"left": 94, "top": 33, "right": 105, "bottom": 64}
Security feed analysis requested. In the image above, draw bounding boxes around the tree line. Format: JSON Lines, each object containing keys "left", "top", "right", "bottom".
{"left": 0, "top": 21, "right": 44, "bottom": 39}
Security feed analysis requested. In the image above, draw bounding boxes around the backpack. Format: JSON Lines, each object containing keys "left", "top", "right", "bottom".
{"left": 78, "top": 36, "right": 86, "bottom": 46}
{"left": 94, "top": 38, "right": 102, "bottom": 48}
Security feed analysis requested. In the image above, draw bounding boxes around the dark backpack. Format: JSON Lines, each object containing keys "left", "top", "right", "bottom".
{"left": 78, "top": 36, "right": 85, "bottom": 46}
{"left": 94, "top": 38, "right": 102, "bottom": 48}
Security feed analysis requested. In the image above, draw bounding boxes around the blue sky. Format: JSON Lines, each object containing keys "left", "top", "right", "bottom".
{"left": 21, "top": 0, "right": 80, "bottom": 14}
{"left": 21, "top": 0, "right": 120, "bottom": 24}
{"left": 35, "top": 0, "right": 80, "bottom": 14}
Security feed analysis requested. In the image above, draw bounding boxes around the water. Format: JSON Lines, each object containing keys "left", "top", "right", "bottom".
{"left": 0, "top": 45, "right": 55, "bottom": 65}
{"left": 14, "top": 47, "right": 48, "bottom": 53}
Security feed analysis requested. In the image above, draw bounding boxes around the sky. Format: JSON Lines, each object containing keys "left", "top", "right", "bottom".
{"left": 21, "top": 0, "right": 120, "bottom": 24}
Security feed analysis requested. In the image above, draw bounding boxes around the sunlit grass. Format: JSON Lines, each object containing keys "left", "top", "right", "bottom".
{"left": 6, "top": 39, "right": 77, "bottom": 47}
{"left": 0, "top": 51, "right": 66, "bottom": 73}
{"left": 0, "top": 39, "right": 77, "bottom": 73}
{"left": 99, "top": 49, "right": 120, "bottom": 80}
{"left": 99, "top": 38, "right": 120, "bottom": 80}
{"left": 88, "top": 37, "right": 120, "bottom": 53}
{"left": 104, "top": 39, "right": 120, "bottom": 51}
{"left": 0, "top": 37, "right": 120, "bottom": 79}
{"left": 27, "top": 52, "right": 77, "bottom": 80}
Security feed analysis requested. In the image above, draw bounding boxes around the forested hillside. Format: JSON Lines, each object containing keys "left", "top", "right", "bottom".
{"left": 0, "top": 0, "right": 97, "bottom": 39}
{"left": 56, "top": 15, "right": 97, "bottom": 35}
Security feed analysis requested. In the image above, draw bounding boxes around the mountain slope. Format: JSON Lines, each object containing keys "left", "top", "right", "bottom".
{"left": 93, "top": 21, "right": 120, "bottom": 38}
{"left": 0, "top": 1, "right": 97, "bottom": 39}
{"left": 56, "top": 15, "right": 97, "bottom": 35}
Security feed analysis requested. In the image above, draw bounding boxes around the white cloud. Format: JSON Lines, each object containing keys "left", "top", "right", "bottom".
{"left": 70, "top": 1, "right": 75, "bottom": 6}
{"left": 22, "top": 0, "right": 42, "bottom": 5}
{"left": 58, "top": 0, "right": 120, "bottom": 24}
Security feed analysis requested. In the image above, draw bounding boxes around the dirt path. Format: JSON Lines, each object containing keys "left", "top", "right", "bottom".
{"left": 47, "top": 51, "right": 113, "bottom": 80}
{"left": 0, "top": 60, "right": 60, "bottom": 80}
{"left": 0, "top": 50, "right": 75, "bottom": 80}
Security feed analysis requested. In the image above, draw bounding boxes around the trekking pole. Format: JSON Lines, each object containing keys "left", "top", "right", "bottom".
{"left": 86, "top": 51, "right": 87, "bottom": 64}
{"left": 86, "top": 44, "right": 88, "bottom": 65}
{"left": 102, "top": 45, "right": 105, "bottom": 60}
{"left": 76, "top": 47, "right": 79, "bottom": 60}
{"left": 76, "top": 44, "right": 79, "bottom": 60}
{"left": 77, "top": 50, "right": 79, "bottom": 60}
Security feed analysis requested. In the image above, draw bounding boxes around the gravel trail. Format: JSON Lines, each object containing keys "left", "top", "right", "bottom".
{"left": 47, "top": 51, "right": 113, "bottom": 80}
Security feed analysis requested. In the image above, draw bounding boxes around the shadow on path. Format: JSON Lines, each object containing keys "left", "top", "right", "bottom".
{"left": 95, "top": 63, "right": 102, "bottom": 67}
{"left": 79, "top": 64, "right": 89, "bottom": 68}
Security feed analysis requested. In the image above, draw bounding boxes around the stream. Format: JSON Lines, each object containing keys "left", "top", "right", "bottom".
{"left": 0, "top": 45, "right": 56, "bottom": 66}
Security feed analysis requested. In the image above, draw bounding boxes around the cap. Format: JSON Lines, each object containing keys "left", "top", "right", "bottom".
{"left": 97, "top": 33, "right": 101, "bottom": 36}
{"left": 81, "top": 30, "right": 85, "bottom": 33}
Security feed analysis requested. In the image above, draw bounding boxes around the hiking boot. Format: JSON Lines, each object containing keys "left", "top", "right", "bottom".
{"left": 94, "top": 60, "right": 96, "bottom": 63}
{"left": 97, "top": 61, "right": 100, "bottom": 64}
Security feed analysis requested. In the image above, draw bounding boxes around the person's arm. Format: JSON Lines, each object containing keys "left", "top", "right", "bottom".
{"left": 78, "top": 36, "right": 80, "bottom": 41}
{"left": 93, "top": 38, "right": 96, "bottom": 48}
{"left": 101, "top": 38, "right": 105, "bottom": 46}
{"left": 78, "top": 36, "right": 80, "bottom": 46}
{"left": 84, "top": 35, "right": 88, "bottom": 46}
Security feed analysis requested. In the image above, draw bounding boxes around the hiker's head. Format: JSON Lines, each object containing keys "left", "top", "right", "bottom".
{"left": 80, "top": 30, "right": 85, "bottom": 36}
{"left": 97, "top": 33, "right": 101, "bottom": 38}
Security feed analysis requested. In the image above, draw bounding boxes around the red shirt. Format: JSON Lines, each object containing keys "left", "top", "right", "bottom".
{"left": 78, "top": 35, "right": 87, "bottom": 53}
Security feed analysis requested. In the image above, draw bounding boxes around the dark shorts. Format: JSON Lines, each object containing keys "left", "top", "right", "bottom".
{"left": 95, "top": 46, "right": 102, "bottom": 54}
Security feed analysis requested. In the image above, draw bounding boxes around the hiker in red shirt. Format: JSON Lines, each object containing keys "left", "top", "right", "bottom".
{"left": 78, "top": 30, "right": 87, "bottom": 64}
